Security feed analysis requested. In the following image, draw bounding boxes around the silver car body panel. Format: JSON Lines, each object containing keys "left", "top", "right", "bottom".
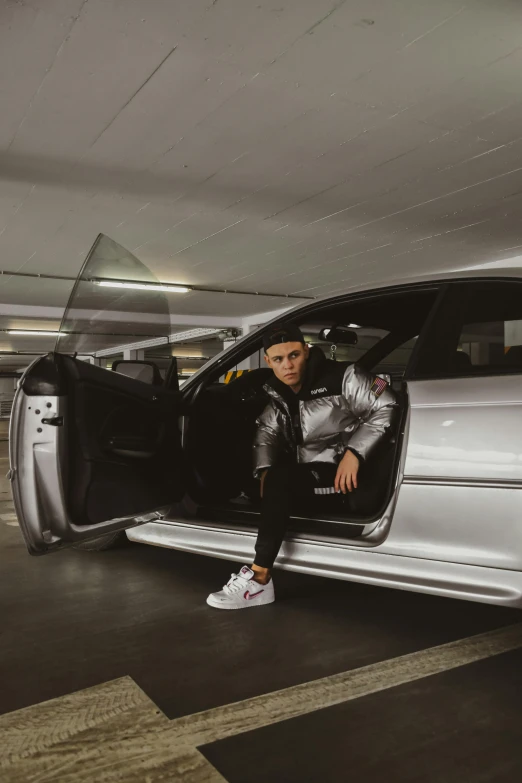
{"left": 386, "top": 375, "right": 522, "bottom": 571}
{"left": 126, "top": 520, "right": 522, "bottom": 608}
{"left": 404, "top": 376, "right": 522, "bottom": 482}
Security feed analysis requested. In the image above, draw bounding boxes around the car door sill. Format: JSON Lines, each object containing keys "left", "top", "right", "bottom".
{"left": 161, "top": 509, "right": 373, "bottom": 544}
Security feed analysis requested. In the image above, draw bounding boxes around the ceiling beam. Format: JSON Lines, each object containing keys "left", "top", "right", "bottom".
{"left": 94, "top": 328, "right": 223, "bottom": 358}
{"left": 0, "top": 303, "right": 296, "bottom": 327}
{"left": 0, "top": 269, "right": 312, "bottom": 301}
{"left": 0, "top": 303, "right": 243, "bottom": 328}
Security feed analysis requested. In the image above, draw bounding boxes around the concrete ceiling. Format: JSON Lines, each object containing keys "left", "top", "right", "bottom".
{"left": 2, "top": 0, "right": 522, "bottom": 365}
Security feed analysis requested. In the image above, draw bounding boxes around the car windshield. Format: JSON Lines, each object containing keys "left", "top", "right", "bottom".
{"left": 56, "top": 234, "right": 172, "bottom": 356}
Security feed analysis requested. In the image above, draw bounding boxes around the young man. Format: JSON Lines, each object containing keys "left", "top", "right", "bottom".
{"left": 207, "top": 323, "right": 397, "bottom": 609}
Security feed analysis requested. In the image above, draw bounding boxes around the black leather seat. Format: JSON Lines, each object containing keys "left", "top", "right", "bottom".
{"left": 501, "top": 345, "right": 522, "bottom": 367}
{"left": 450, "top": 350, "right": 472, "bottom": 373}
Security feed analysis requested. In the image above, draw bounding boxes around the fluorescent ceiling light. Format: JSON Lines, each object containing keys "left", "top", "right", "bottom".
{"left": 172, "top": 355, "right": 209, "bottom": 360}
{"left": 8, "top": 330, "right": 62, "bottom": 336}
{"left": 96, "top": 280, "right": 190, "bottom": 294}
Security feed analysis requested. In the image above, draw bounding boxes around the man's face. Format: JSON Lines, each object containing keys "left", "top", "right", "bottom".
{"left": 264, "top": 341, "right": 309, "bottom": 390}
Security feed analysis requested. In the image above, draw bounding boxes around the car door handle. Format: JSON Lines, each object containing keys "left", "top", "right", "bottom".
{"left": 107, "top": 436, "right": 156, "bottom": 459}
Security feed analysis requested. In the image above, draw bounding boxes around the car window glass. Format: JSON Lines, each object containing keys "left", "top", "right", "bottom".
{"left": 309, "top": 326, "right": 389, "bottom": 364}
{"left": 457, "top": 316, "right": 522, "bottom": 373}
{"left": 56, "top": 234, "right": 172, "bottom": 355}
{"left": 413, "top": 281, "right": 522, "bottom": 378}
{"left": 214, "top": 287, "right": 439, "bottom": 388}
{"left": 373, "top": 336, "right": 418, "bottom": 375}
{"left": 459, "top": 321, "right": 505, "bottom": 367}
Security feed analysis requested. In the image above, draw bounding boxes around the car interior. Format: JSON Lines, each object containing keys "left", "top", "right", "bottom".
{"left": 23, "top": 354, "right": 187, "bottom": 527}
{"left": 416, "top": 281, "right": 522, "bottom": 378}
{"left": 179, "top": 288, "right": 440, "bottom": 541}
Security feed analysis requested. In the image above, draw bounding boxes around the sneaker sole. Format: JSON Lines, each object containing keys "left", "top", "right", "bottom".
{"left": 206, "top": 594, "right": 275, "bottom": 610}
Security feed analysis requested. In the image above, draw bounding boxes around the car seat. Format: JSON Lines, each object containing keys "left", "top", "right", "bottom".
{"left": 450, "top": 350, "right": 472, "bottom": 373}
{"left": 501, "top": 345, "right": 522, "bottom": 367}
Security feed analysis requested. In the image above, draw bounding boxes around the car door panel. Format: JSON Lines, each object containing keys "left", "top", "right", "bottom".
{"left": 10, "top": 354, "right": 185, "bottom": 555}
{"left": 382, "top": 375, "right": 522, "bottom": 571}
{"left": 388, "top": 479, "right": 522, "bottom": 571}
{"left": 387, "top": 279, "right": 522, "bottom": 571}
{"left": 404, "top": 376, "right": 522, "bottom": 482}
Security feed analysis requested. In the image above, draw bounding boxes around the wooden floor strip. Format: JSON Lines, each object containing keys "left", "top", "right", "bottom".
{"left": 0, "top": 677, "right": 161, "bottom": 765}
{"left": 170, "top": 621, "right": 522, "bottom": 746}
{"left": 2, "top": 623, "right": 521, "bottom": 781}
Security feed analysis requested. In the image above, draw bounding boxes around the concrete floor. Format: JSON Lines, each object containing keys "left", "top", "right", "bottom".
{"left": 1, "top": 422, "right": 522, "bottom": 781}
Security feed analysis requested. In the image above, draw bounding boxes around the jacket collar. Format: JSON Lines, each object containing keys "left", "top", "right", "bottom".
{"left": 297, "top": 346, "right": 327, "bottom": 397}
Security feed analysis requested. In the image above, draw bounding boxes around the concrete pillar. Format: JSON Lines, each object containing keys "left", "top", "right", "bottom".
{"left": 123, "top": 349, "right": 145, "bottom": 361}
{"left": 505, "top": 319, "right": 522, "bottom": 347}
{"left": 222, "top": 325, "right": 264, "bottom": 371}
{"left": 222, "top": 337, "right": 253, "bottom": 371}
{"left": 243, "top": 323, "right": 263, "bottom": 370}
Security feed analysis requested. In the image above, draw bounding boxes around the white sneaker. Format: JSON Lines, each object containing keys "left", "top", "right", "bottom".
{"left": 206, "top": 566, "right": 275, "bottom": 610}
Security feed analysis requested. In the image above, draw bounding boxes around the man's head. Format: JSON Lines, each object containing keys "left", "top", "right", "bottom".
{"left": 263, "top": 323, "right": 309, "bottom": 391}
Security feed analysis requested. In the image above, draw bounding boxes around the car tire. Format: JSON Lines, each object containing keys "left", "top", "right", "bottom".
{"left": 72, "top": 531, "right": 128, "bottom": 552}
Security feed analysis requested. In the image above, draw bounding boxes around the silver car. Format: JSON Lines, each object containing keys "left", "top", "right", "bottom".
{"left": 9, "top": 235, "right": 522, "bottom": 608}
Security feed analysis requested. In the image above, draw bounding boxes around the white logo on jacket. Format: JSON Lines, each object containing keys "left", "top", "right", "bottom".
{"left": 311, "top": 387, "right": 327, "bottom": 395}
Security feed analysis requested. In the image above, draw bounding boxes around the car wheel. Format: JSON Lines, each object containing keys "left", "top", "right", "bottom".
{"left": 72, "top": 531, "right": 128, "bottom": 552}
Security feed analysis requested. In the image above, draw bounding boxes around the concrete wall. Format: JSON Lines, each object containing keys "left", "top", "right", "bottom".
{"left": 0, "top": 378, "right": 16, "bottom": 397}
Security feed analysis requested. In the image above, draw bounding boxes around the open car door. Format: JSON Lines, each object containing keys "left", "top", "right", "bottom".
{"left": 10, "top": 354, "right": 185, "bottom": 555}
{"left": 9, "top": 235, "right": 187, "bottom": 555}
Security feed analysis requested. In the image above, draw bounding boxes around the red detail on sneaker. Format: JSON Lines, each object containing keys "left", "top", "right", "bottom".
{"left": 244, "top": 589, "right": 264, "bottom": 600}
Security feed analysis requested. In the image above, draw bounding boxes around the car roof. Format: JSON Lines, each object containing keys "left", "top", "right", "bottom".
{"left": 283, "top": 261, "right": 522, "bottom": 318}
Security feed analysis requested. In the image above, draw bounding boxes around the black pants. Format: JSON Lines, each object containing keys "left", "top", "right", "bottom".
{"left": 254, "top": 461, "right": 340, "bottom": 569}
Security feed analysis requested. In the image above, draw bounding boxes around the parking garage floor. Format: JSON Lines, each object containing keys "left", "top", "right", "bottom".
{"left": 1, "top": 421, "right": 522, "bottom": 782}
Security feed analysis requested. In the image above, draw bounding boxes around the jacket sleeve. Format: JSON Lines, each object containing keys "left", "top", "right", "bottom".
{"left": 253, "top": 403, "right": 283, "bottom": 478}
{"left": 341, "top": 364, "right": 397, "bottom": 461}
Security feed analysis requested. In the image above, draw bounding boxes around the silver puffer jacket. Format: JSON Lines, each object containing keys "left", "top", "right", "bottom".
{"left": 253, "top": 348, "right": 397, "bottom": 477}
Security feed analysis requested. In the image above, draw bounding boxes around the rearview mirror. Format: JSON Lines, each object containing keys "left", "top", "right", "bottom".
{"left": 112, "top": 360, "right": 162, "bottom": 385}
{"left": 318, "top": 325, "right": 358, "bottom": 345}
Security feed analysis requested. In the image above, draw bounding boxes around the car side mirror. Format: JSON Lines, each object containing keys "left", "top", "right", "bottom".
{"left": 318, "top": 325, "right": 358, "bottom": 345}
{"left": 112, "top": 360, "right": 163, "bottom": 385}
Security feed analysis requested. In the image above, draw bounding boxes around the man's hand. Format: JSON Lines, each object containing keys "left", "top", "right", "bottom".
{"left": 335, "top": 450, "right": 360, "bottom": 494}
{"left": 260, "top": 469, "right": 268, "bottom": 498}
